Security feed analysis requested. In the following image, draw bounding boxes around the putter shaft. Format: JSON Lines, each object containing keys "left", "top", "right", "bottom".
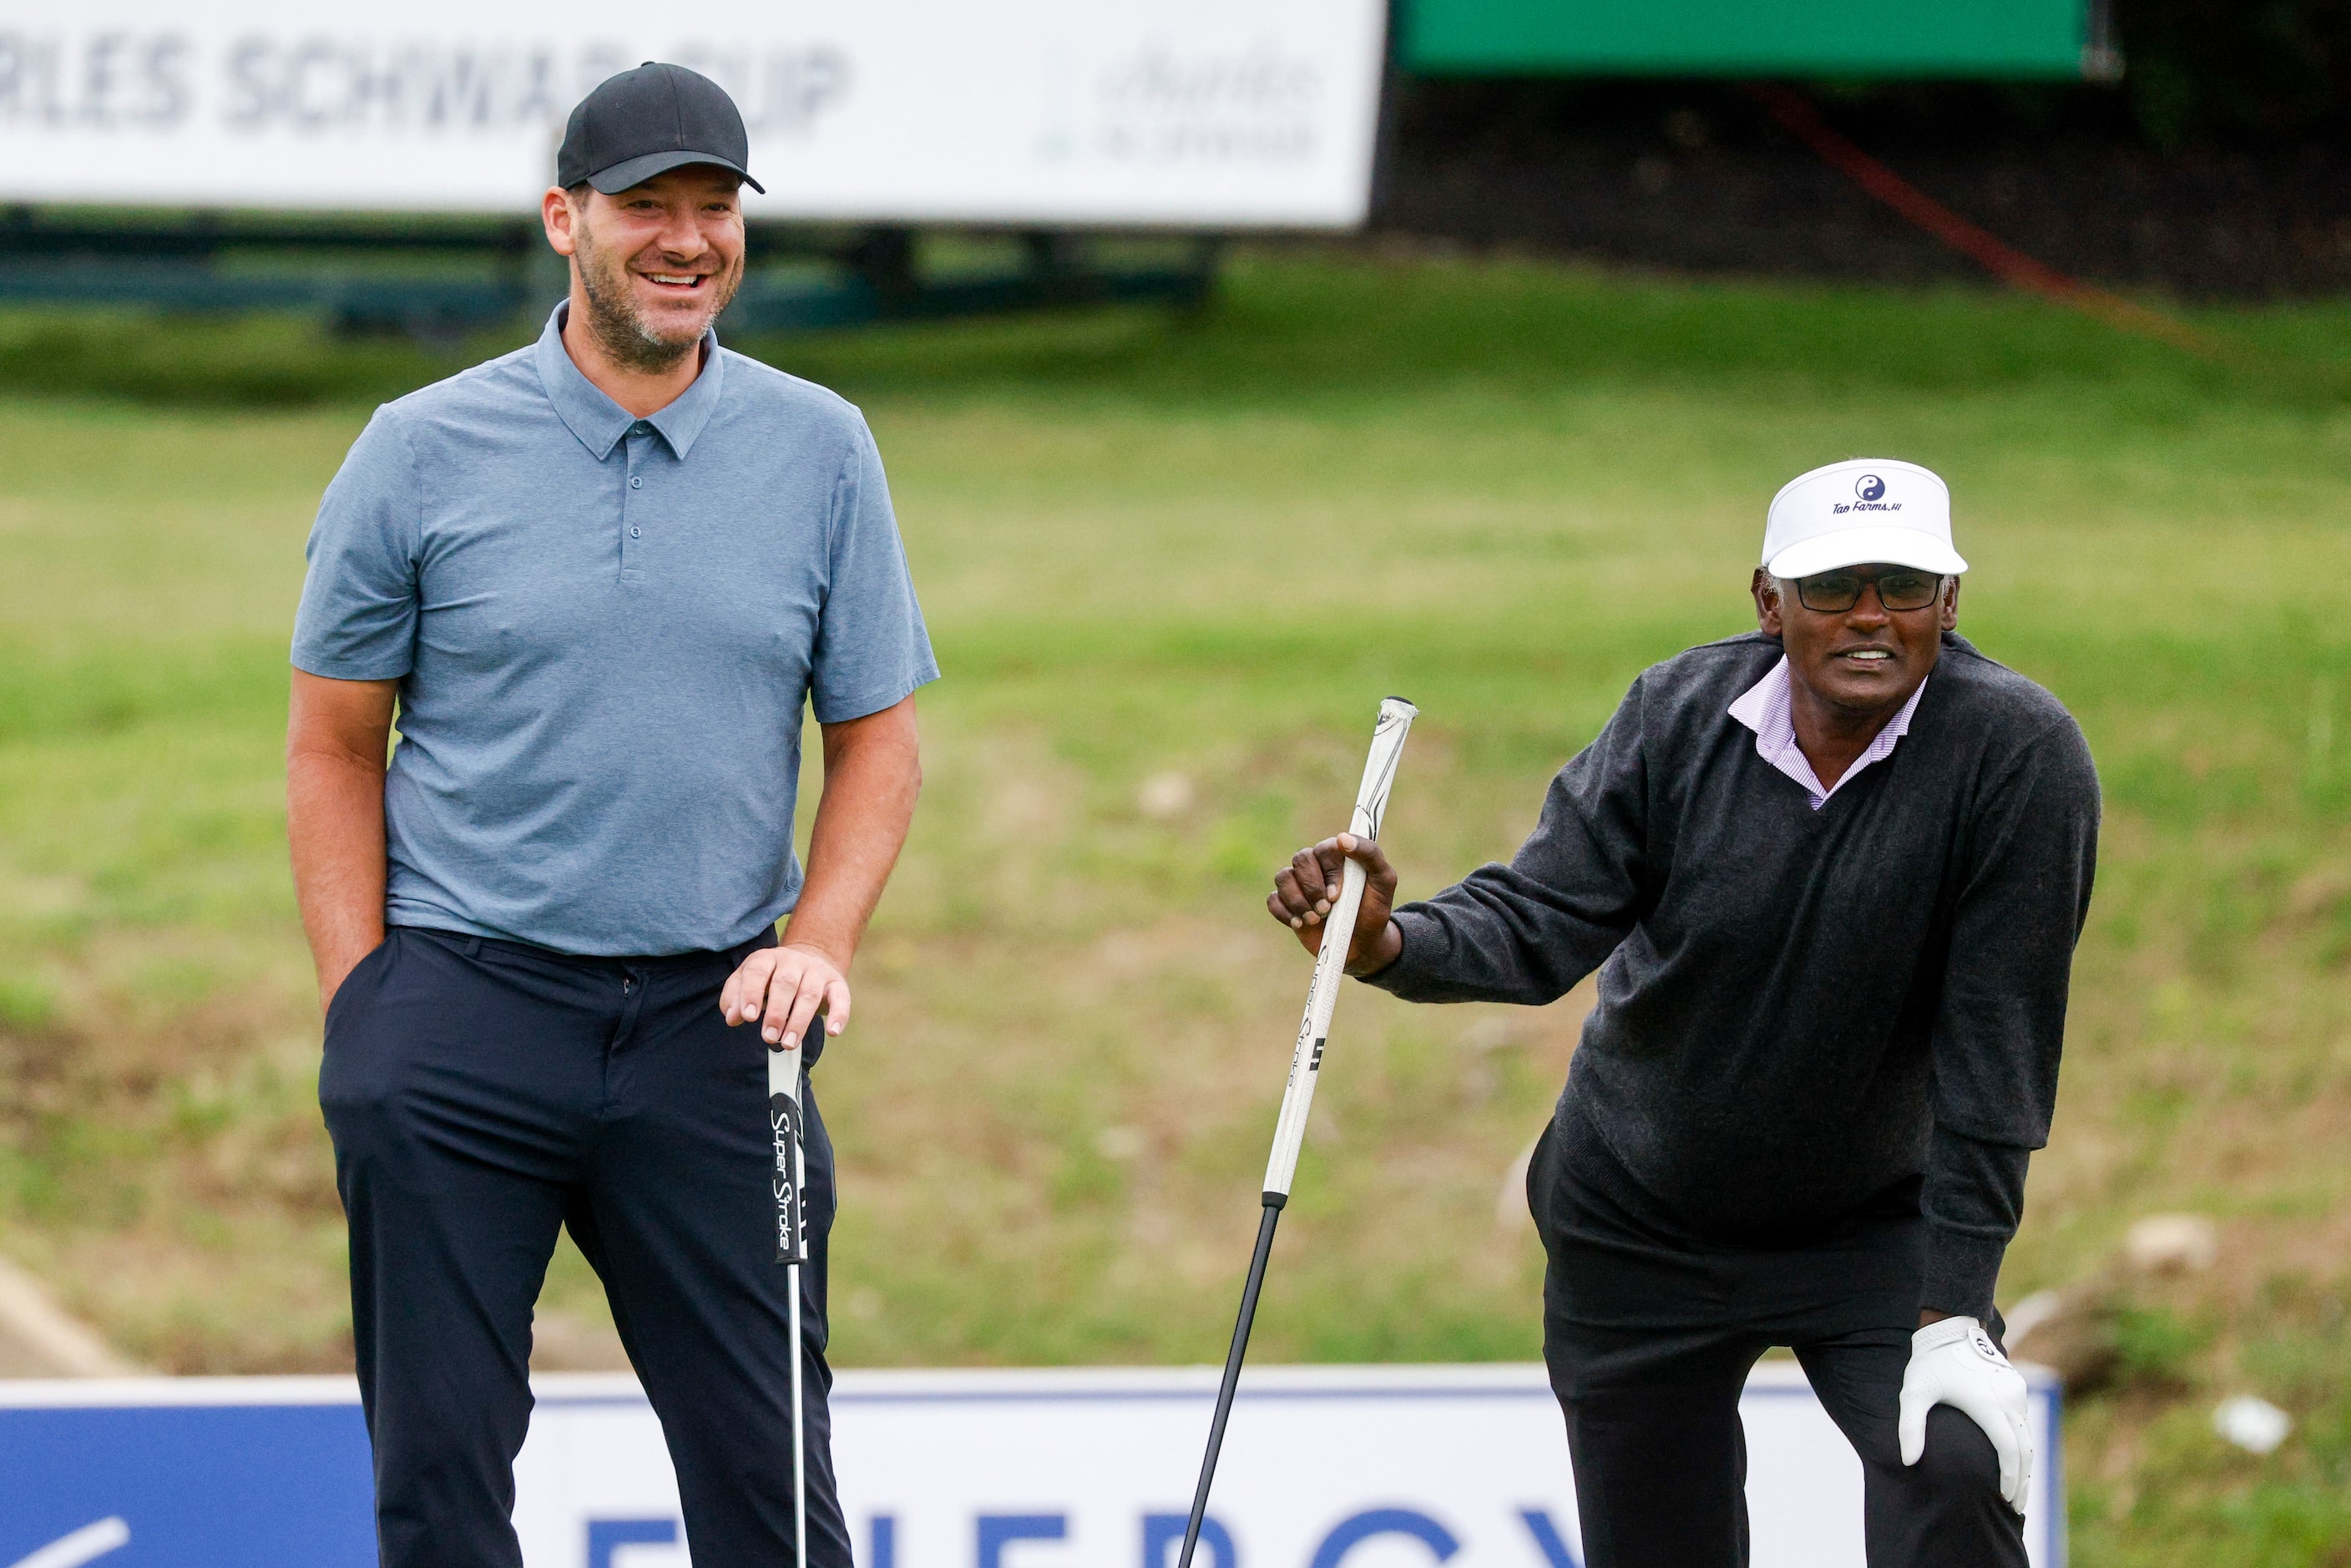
{"left": 771, "top": 1040, "right": 811, "bottom": 1568}
{"left": 1173, "top": 699, "right": 1415, "bottom": 1568}
{"left": 1176, "top": 1196, "right": 1284, "bottom": 1568}
{"left": 788, "top": 1266, "right": 806, "bottom": 1568}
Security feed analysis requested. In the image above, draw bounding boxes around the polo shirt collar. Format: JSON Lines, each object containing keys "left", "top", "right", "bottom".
{"left": 532, "top": 301, "right": 726, "bottom": 462}
{"left": 1727, "top": 655, "right": 1929, "bottom": 810}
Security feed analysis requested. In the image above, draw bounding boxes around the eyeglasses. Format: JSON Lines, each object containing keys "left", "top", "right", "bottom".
{"left": 1791, "top": 565, "right": 1945, "bottom": 614}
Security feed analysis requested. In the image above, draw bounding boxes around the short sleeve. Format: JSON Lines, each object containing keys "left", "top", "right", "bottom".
{"left": 291, "top": 408, "right": 424, "bottom": 681}
{"left": 808, "top": 417, "right": 939, "bottom": 723}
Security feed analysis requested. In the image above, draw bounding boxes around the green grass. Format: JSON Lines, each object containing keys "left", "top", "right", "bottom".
{"left": 2, "top": 250, "right": 2348, "bottom": 1561}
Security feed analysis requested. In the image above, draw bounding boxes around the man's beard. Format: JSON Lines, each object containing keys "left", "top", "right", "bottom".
{"left": 573, "top": 216, "right": 744, "bottom": 374}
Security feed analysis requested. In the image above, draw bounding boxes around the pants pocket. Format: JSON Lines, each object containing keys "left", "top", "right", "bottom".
{"left": 324, "top": 931, "right": 397, "bottom": 1034}
{"left": 320, "top": 931, "right": 402, "bottom": 1111}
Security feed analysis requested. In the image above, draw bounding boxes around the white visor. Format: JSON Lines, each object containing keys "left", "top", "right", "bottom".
{"left": 1762, "top": 459, "right": 1968, "bottom": 579}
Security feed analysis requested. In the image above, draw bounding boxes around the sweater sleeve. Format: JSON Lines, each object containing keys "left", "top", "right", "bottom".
{"left": 1367, "top": 676, "right": 1651, "bottom": 1006}
{"left": 1920, "top": 716, "right": 2101, "bottom": 1317}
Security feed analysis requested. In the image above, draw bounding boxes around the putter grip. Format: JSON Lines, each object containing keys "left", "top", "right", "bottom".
{"left": 769, "top": 1040, "right": 806, "bottom": 1266}
{"left": 1261, "top": 697, "right": 1416, "bottom": 1199}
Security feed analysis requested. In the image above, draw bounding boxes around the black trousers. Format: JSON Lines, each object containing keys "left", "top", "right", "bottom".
{"left": 320, "top": 925, "right": 848, "bottom": 1568}
{"left": 1530, "top": 1113, "right": 2026, "bottom": 1568}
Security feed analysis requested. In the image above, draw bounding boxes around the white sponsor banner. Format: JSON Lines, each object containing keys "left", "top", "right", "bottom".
{"left": 0, "top": 0, "right": 1387, "bottom": 225}
{"left": 513, "top": 1363, "right": 2065, "bottom": 1568}
{"left": 0, "top": 1363, "right": 2061, "bottom": 1566}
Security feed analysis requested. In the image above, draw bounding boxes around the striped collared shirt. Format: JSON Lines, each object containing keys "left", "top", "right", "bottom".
{"left": 1727, "top": 655, "right": 1929, "bottom": 810}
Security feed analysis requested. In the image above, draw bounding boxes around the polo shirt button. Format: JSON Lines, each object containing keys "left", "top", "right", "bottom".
{"left": 631, "top": 422, "right": 650, "bottom": 437}
{"left": 631, "top": 527, "right": 641, "bottom": 538}
{"left": 630, "top": 476, "right": 642, "bottom": 488}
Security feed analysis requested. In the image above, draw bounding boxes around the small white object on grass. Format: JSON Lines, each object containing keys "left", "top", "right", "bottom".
{"left": 1095, "top": 1125, "right": 1147, "bottom": 1161}
{"left": 2214, "top": 1395, "right": 2292, "bottom": 1454}
{"left": 1460, "top": 1015, "right": 1515, "bottom": 1053}
{"left": 1138, "top": 772, "right": 1195, "bottom": 819}
{"left": 2124, "top": 1213, "right": 2218, "bottom": 1274}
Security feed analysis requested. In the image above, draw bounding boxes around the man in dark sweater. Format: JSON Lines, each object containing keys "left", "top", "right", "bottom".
{"left": 1269, "top": 458, "right": 2097, "bottom": 1567}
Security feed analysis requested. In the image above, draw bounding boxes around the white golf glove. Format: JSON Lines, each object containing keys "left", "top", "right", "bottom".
{"left": 1898, "top": 1315, "right": 2032, "bottom": 1515}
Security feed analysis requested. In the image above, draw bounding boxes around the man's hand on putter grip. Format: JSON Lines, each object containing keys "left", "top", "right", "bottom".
{"left": 1267, "top": 833, "right": 1403, "bottom": 975}
{"left": 721, "top": 942, "right": 851, "bottom": 1050}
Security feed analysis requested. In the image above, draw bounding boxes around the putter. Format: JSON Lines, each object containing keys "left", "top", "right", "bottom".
{"left": 769, "top": 1031, "right": 810, "bottom": 1568}
{"left": 1175, "top": 695, "right": 1418, "bottom": 1568}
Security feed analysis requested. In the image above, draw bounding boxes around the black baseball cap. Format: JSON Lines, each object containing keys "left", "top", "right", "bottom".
{"left": 557, "top": 63, "right": 766, "bottom": 196}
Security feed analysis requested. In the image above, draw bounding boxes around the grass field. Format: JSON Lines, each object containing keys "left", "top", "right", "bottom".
{"left": 2, "top": 250, "right": 2349, "bottom": 1564}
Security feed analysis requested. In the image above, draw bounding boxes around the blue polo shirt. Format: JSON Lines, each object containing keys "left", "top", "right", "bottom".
{"left": 291, "top": 305, "right": 938, "bottom": 956}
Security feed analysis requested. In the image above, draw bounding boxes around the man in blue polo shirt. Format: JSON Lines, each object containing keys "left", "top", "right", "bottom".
{"left": 286, "top": 63, "right": 935, "bottom": 1568}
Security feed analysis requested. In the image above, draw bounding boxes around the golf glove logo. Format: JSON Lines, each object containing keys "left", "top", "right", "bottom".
{"left": 1898, "top": 1314, "right": 2032, "bottom": 1515}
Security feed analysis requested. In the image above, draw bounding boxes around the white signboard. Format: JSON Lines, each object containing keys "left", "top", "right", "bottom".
{"left": 515, "top": 1363, "right": 2065, "bottom": 1568}
{"left": 0, "top": 0, "right": 1388, "bottom": 226}
{"left": 0, "top": 1363, "right": 2063, "bottom": 1567}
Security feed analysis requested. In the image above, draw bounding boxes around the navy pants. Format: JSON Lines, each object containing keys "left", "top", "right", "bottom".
{"left": 1530, "top": 1113, "right": 2026, "bottom": 1568}
{"left": 321, "top": 925, "right": 848, "bottom": 1568}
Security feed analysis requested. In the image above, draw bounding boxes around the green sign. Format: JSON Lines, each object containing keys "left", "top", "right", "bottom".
{"left": 1401, "top": 0, "right": 2104, "bottom": 78}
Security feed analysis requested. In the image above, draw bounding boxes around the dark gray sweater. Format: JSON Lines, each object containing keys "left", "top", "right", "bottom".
{"left": 1369, "top": 631, "right": 2098, "bottom": 1318}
